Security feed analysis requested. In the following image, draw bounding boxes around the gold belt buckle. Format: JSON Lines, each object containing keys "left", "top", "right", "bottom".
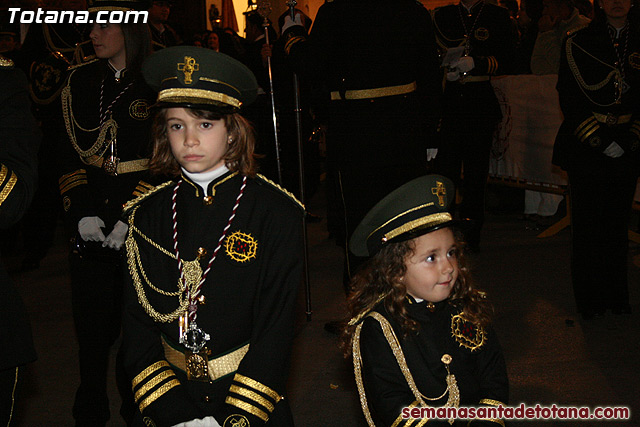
{"left": 185, "top": 348, "right": 210, "bottom": 382}
{"left": 605, "top": 113, "right": 618, "bottom": 126}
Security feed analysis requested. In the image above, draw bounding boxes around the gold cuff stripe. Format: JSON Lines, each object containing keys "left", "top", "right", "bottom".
{"left": 59, "top": 174, "right": 87, "bottom": 189}
{"left": 59, "top": 169, "right": 87, "bottom": 184}
{"left": 233, "top": 374, "right": 281, "bottom": 402}
{"left": 383, "top": 212, "right": 453, "bottom": 242}
{"left": 580, "top": 125, "right": 600, "bottom": 143}
{"left": 60, "top": 180, "right": 88, "bottom": 195}
{"left": 229, "top": 385, "right": 275, "bottom": 413}
{"left": 415, "top": 417, "right": 429, "bottom": 427}
{"left": 133, "top": 369, "right": 176, "bottom": 403}
{"left": 132, "top": 360, "right": 170, "bottom": 389}
{"left": 576, "top": 122, "right": 598, "bottom": 140}
{"left": 0, "top": 170, "right": 17, "bottom": 206}
{"left": 391, "top": 401, "right": 419, "bottom": 427}
{"left": 138, "top": 379, "right": 180, "bottom": 413}
{"left": 574, "top": 117, "right": 596, "bottom": 136}
{"left": 0, "top": 165, "right": 7, "bottom": 183}
{"left": 158, "top": 88, "right": 241, "bottom": 109}
{"left": 479, "top": 399, "right": 506, "bottom": 407}
{"left": 330, "top": 81, "right": 417, "bottom": 101}
{"left": 225, "top": 396, "right": 269, "bottom": 422}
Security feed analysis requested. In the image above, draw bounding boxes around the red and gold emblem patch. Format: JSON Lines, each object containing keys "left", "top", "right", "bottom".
{"left": 224, "top": 231, "right": 257, "bottom": 263}
{"left": 451, "top": 312, "right": 485, "bottom": 351}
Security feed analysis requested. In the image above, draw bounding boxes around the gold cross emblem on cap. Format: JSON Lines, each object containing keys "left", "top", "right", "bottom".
{"left": 177, "top": 56, "right": 199, "bottom": 85}
{"left": 431, "top": 181, "right": 446, "bottom": 206}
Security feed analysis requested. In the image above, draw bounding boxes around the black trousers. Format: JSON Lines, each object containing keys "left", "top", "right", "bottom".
{"left": 69, "top": 251, "right": 125, "bottom": 425}
{"left": 435, "top": 82, "right": 501, "bottom": 248}
{"left": 327, "top": 94, "right": 429, "bottom": 289}
{"left": 568, "top": 171, "right": 636, "bottom": 314}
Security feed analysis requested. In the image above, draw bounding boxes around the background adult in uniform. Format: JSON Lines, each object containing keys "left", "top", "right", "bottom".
{"left": 432, "top": 0, "right": 516, "bottom": 250}
{"left": 0, "top": 55, "right": 39, "bottom": 427}
{"left": 552, "top": 0, "right": 639, "bottom": 319}
{"left": 282, "top": 0, "right": 442, "bottom": 286}
{"left": 57, "top": 0, "right": 155, "bottom": 424}
{"left": 12, "top": 3, "right": 91, "bottom": 271}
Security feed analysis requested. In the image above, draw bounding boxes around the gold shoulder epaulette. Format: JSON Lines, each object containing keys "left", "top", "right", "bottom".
{"left": 0, "top": 55, "right": 14, "bottom": 68}
{"left": 67, "top": 57, "right": 99, "bottom": 71}
{"left": 256, "top": 174, "right": 305, "bottom": 210}
{"left": 123, "top": 180, "right": 174, "bottom": 215}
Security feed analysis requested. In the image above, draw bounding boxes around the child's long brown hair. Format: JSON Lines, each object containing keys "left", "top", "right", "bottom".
{"left": 340, "top": 227, "right": 493, "bottom": 357}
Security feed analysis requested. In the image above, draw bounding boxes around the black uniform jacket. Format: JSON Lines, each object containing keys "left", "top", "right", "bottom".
{"left": 0, "top": 59, "right": 39, "bottom": 370}
{"left": 432, "top": 1, "right": 515, "bottom": 124}
{"left": 58, "top": 59, "right": 157, "bottom": 230}
{"left": 356, "top": 297, "right": 508, "bottom": 426}
{"left": 121, "top": 172, "right": 303, "bottom": 427}
{"left": 553, "top": 20, "right": 640, "bottom": 176}
{"left": 284, "top": 0, "right": 443, "bottom": 154}
{"left": 432, "top": 1, "right": 516, "bottom": 78}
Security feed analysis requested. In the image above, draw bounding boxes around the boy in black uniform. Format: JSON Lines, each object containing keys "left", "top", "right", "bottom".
{"left": 0, "top": 54, "right": 39, "bottom": 427}
{"left": 120, "top": 46, "right": 303, "bottom": 427}
{"left": 57, "top": 0, "right": 156, "bottom": 424}
{"left": 432, "top": 0, "right": 517, "bottom": 249}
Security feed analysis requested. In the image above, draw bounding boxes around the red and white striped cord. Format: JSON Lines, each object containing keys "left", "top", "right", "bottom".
{"left": 171, "top": 176, "right": 248, "bottom": 322}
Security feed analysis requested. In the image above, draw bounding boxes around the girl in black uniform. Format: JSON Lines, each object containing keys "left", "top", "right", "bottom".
{"left": 553, "top": 0, "right": 639, "bottom": 319}
{"left": 343, "top": 175, "right": 508, "bottom": 427}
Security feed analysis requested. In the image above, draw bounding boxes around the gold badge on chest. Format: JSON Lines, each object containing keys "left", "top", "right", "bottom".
{"left": 475, "top": 27, "right": 489, "bottom": 41}
{"left": 225, "top": 231, "right": 258, "bottom": 263}
{"left": 129, "top": 99, "right": 150, "bottom": 120}
{"left": 451, "top": 312, "right": 486, "bottom": 351}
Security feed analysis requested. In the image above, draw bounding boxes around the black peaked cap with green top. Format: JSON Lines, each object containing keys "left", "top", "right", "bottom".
{"left": 350, "top": 175, "right": 461, "bottom": 257}
{"left": 142, "top": 46, "right": 258, "bottom": 114}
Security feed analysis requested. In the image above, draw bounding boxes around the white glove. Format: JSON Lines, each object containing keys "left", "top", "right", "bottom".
{"left": 603, "top": 141, "right": 624, "bottom": 158}
{"left": 78, "top": 216, "right": 106, "bottom": 242}
{"left": 446, "top": 70, "right": 461, "bottom": 81}
{"left": 427, "top": 148, "right": 438, "bottom": 161}
{"left": 281, "top": 13, "right": 303, "bottom": 33}
{"left": 102, "top": 220, "right": 129, "bottom": 250}
{"left": 456, "top": 56, "right": 475, "bottom": 73}
{"left": 172, "top": 416, "right": 221, "bottom": 427}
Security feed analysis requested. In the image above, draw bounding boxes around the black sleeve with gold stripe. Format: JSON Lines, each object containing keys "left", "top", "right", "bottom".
{"left": 0, "top": 60, "right": 39, "bottom": 228}
{"left": 467, "top": 399, "right": 506, "bottom": 426}
{"left": 224, "top": 373, "right": 283, "bottom": 424}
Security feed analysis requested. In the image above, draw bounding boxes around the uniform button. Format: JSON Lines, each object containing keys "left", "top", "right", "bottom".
{"left": 202, "top": 395, "right": 210, "bottom": 403}
{"left": 203, "top": 196, "right": 213, "bottom": 205}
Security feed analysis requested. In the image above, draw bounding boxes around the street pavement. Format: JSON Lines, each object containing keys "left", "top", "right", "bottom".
{"left": 5, "top": 183, "right": 639, "bottom": 426}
